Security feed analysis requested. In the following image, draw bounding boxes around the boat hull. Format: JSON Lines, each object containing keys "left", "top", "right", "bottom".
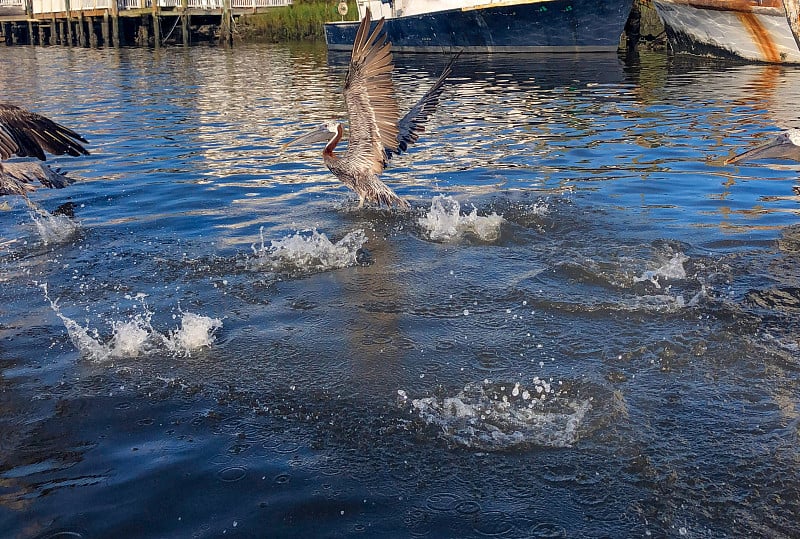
{"left": 324, "top": 0, "right": 634, "bottom": 53}
{"left": 652, "top": 0, "right": 800, "bottom": 63}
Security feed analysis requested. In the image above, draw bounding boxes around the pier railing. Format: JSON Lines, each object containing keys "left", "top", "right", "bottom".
{"left": 28, "top": 0, "right": 291, "bottom": 13}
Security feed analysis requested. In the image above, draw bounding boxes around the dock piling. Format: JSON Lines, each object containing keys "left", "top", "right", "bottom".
{"left": 220, "top": 0, "right": 232, "bottom": 46}
{"left": 77, "top": 11, "right": 86, "bottom": 46}
{"left": 65, "top": 0, "right": 73, "bottom": 46}
{"left": 152, "top": 0, "right": 160, "bottom": 46}
{"left": 102, "top": 12, "right": 109, "bottom": 45}
{"left": 181, "top": 0, "right": 189, "bottom": 46}
{"left": 111, "top": 0, "right": 120, "bottom": 46}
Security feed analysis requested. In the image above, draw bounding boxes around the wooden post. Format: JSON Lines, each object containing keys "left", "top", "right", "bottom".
{"left": 25, "top": 0, "right": 34, "bottom": 44}
{"left": 77, "top": 11, "right": 86, "bottom": 46}
{"left": 102, "top": 11, "right": 109, "bottom": 45}
{"left": 2, "top": 23, "right": 11, "bottom": 45}
{"left": 219, "top": 0, "right": 232, "bottom": 46}
{"left": 38, "top": 22, "right": 46, "bottom": 45}
{"left": 89, "top": 16, "right": 99, "bottom": 46}
{"left": 152, "top": 0, "right": 160, "bottom": 47}
{"left": 51, "top": 15, "right": 58, "bottom": 44}
{"left": 181, "top": 0, "right": 189, "bottom": 46}
{"left": 111, "top": 0, "right": 120, "bottom": 46}
{"left": 65, "top": 0, "right": 74, "bottom": 46}
{"left": 138, "top": 14, "right": 148, "bottom": 46}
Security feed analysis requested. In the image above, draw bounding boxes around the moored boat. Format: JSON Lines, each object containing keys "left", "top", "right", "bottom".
{"left": 652, "top": 0, "right": 800, "bottom": 63}
{"left": 324, "top": 0, "right": 635, "bottom": 53}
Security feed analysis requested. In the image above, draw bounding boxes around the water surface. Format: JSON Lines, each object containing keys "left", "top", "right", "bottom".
{"left": 1, "top": 44, "right": 800, "bottom": 538}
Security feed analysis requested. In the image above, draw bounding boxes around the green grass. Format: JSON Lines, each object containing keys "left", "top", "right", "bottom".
{"left": 237, "top": 0, "right": 358, "bottom": 42}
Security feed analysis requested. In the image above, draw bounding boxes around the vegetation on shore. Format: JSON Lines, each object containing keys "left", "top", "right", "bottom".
{"left": 237, "top": 0, "right": 358, "bottom": 42}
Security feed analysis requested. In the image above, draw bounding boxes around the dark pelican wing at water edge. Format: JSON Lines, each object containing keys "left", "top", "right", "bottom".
{"left": 0, "top": 162, "right": 74, "bottom": 196}
{"left": 726, "top": 129, "right": 800, "bottom": 164}
{"left": 282, "top": 8, "right": 458, "bottom": 209}
{"left": 0, "top": 103, "right": 89, "bottom": 161}
{"left": 0, "top": 102, "right": 89, "bottom": 197}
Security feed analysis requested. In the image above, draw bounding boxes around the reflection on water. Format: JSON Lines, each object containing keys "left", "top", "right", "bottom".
{"left": 1, "top": 45, "right": 800, "bottom": 537}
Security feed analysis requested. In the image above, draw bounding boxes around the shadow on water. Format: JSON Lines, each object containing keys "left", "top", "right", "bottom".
{"left": 1, "top": 44, "right": 800, "bottom": 538}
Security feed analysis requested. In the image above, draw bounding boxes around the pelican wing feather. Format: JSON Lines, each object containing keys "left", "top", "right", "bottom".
{"left": 342, "top": 8, "right": 400, "bottom": 175}
{"left": 0, "top": 103, "right": 89, "bottom": 161}
{"left": 386, "top": 53, "right": 459, "bottom": 161}
{"left": 0, "top": 162, "right": 73, "bottom": 196}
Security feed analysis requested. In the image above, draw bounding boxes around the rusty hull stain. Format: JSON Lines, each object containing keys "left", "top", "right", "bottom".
{"left": 736, "top": 11, "right": 782, "bottom": 62}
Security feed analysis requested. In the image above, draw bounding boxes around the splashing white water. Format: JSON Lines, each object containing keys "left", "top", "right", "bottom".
{"left": 30, "top": 208, "right": 79, "bottom": 245}
{"left": 41, "top": 284, "right": 222, "bottom": 361}
{"left": 399, "top": 378, "right": 591, "bottom": 450}
{"left": 166, "top": 312, "right": 223, "bottom": 353}
{"left": 418, "top": 195, "right": 504, "bottom": 242}
{"left": 250, "top": 227, "right": 367, "bottom": 273}
{"left": 633, "top": 253, "right": 688, "bottom": 289}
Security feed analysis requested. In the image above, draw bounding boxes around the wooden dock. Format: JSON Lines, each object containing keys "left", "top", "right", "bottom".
{"left": 0, "top": 0, "right": 292, "bottom": 46}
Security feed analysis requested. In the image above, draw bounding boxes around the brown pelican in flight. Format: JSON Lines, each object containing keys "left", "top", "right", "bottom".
{"left": 726, "top": 128, "right": 800, "bottom": 164}
{"left": 283, "top": 8, "right": 458, "bottom": 209}
{"left": 0, "top": 103, "right": 89, "bottom": 196}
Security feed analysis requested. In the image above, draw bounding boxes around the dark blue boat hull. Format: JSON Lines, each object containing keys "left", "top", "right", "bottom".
{"left": 324, "top": 0, "right": 634, "bottom": 53}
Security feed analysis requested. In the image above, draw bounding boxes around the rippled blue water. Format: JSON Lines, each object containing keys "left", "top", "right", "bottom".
{"left": 1, "top": 44, "right": 800, "bottom": 538}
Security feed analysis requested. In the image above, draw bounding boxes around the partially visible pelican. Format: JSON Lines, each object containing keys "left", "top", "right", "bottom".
{"left": 283, "top": 8, "right": 458, "bottom": 209}
{"left": 726, "top": 128, "right": 800, "bottom": 164}
{"left": 0, "top": 103, "right": 89, "bottom": 196}
{"left": 0, "top": 162, "right": 76, "bottom": 196}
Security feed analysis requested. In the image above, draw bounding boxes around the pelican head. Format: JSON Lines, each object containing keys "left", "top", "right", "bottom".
{"left": 726, "top": 129, "right": 800, "bottom": 164}
{"left": 282, "top": 121, "right": 340, "bottom": 150}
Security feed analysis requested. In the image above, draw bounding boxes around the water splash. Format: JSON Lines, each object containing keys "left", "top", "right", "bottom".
{"left": 633, "top": 253, "right": 688, "bottom": 289}
{"left": 41, "top": 284, "right": 222, "bottom": 361}
{"left": 418, "top": 195, "right": 505, "bottom": 242}
{"left": 399, "top": 378, "right": 591, "bottom": 450}
{"left": 30, "top": 207, "right": 79, "bottom": 245}
{"left": 165, "top": 312, "right": 224, "bottom": 354}
{"left": 249, "top": 227, "right": 367, "bottom": 274}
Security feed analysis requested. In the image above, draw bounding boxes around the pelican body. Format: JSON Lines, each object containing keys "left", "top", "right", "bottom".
{"left": 0, "top": 103, "right": 89, "bottom": 196}
{"left": 726, "top": 129, "right": 800, "bottom": 164}
{"left": 285, "top": 8, "right": 457, "bottom": 209}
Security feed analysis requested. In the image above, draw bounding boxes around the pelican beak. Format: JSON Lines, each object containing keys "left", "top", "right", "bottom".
{"left": 726, "top": 137, "right": 792, "bottom": 165}
{"left": 281, "top": 125, "right": 333, "bottom": 150}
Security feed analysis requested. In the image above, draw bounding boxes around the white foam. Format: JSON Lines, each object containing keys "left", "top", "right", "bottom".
{"left": 250, "top": 227, "right": 367, "bottom": 273}
{"left": 418, "top": 195, "right": 505, "bottom": 242}
{"left": 166, "top": 312, "right": 223, "bottom": 354}
{"left": 402, "top": 378, "right": 591, "bottom": 450}
{"left": 30, "top": 208, "right": 79, "bottom": 245}
{"left": 110, "top": 316, "right": 156, "bottom": 357}
{"left": 41, "top": 284, "right": 222, "bottom": 361}
{"left": 633, "top": 253, "right": 688, "bottom": 289}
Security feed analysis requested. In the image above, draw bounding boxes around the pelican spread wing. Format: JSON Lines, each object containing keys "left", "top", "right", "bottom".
{"left": 0, "top": 162, "right": 74, "bottom": 196}
{"left": 342, "top": 9, "right": 400, "bottom": 175}
{"left": 0, "top": 103, "right": 89, "bottom": 161}
{"left": 387, "top": 53, "right": 460, "bottom": 161}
